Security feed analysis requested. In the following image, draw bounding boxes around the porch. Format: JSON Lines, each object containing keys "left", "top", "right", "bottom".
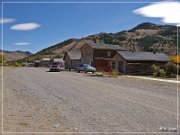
{"left": 94, "top": 57, "right": 115, "bottom": 72}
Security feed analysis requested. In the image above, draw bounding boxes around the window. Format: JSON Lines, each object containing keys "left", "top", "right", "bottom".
{"left": 107, "top": 51, "right": 112, "bottom": 57}
{"left": 112, "top": 62, "right": 115, "bottom": 69}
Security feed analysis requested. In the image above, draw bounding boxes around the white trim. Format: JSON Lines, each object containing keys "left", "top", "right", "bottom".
{"left": 1, "top": 1, "right": 179, "bottom": 134}
{"left": 3, "top": 2, "right": 168, "bottom": 4}
{"left": 1, "top": 2, "right": 4, "bottom": 133}
{"left": 2, "top": 131, "right": 178, "bottom": 134}
{"left": 126, "top": 75, "right": 180, "bottom": 84}
{"left": 176, "top": 26, "right": 179, "bottom": 133}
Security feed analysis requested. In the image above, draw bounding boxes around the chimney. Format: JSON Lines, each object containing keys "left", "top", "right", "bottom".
{"left": 132, "top": 39, "right": 136, "bottom": 52}
{"left": 132, "top": 44, "right": 135, "bottom": 52}
{"left": 153, "top": 49, "right": 156, "bottom": 54}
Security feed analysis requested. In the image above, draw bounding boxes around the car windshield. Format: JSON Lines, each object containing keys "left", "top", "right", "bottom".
{"left": 84, "top": 64, "right": 90, "bottom": 67}
{"left": 52, "top": 62, "right": 59, "bottom": 65}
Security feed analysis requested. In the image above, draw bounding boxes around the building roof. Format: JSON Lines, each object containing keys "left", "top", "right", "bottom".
{"left": 53, "top": 58, "right": 64, "bottom": 62}
{"left": 88, "top": 43, "right": 126, "bottom": 50}
{"left": 117, "top": 51, "right": 171, "bottom": 62}
{"left": 67, "top": 50, "right": 81, "bottom": 60}
{"left": 41, "top": 58, "right": 50, "bottom": 61}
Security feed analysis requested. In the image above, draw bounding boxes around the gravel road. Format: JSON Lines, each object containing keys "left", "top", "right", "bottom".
{"left": 1, "top": 67, "right": 179, "bottom": 134}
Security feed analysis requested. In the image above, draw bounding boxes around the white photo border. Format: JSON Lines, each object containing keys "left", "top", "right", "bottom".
{"left": 1, "top": 1, "right": 179, "bottom": 134}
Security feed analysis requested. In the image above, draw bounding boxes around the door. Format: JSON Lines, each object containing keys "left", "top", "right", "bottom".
{"left": 118, "top": 61, "right": 124, "bottom": 73}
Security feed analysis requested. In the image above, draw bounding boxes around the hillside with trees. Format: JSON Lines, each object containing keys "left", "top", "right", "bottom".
{"left": 22, "top": 22, "right": 179, "bottom": 62}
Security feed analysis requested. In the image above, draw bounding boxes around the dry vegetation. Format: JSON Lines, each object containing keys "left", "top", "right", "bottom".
{"left": 1, "top": 51, "right": 32, "bottom": 61}
{"left": 21, "top": 22, "right": 179, "bottom": 63}
{"left": 170, "top": 55, "right": 180, "bottom": 64}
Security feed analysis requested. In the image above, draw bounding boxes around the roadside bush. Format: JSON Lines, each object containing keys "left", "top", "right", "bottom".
{"left": 95, "top": 67, "right": 104, "bottom": 77}
{"left": 178, "top": 65, "right": 180, "bottom": 75}
{"left": 13, "top": 62, "right": 22, "bottom": 67}
{"left": 107, "top": 70, "right": 119, "bottom": 78}
{"left": 151, "top": 62, "right": 177, "bottom": 78}
{"left": 159, "top": 69, "right": 166, "bottom": 77}
{"left": 0, "top": 54, "right": 7, "bottom": 65}
{"left": 151, "top": 64, "right": 160, "bottom": 77}
{"left": 164, "top": 62, "right": 177, "bottom": 77}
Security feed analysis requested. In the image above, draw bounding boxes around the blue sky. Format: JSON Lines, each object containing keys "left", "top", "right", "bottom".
{"left": 1, "top": 0, "right": 179, "bottom": 53}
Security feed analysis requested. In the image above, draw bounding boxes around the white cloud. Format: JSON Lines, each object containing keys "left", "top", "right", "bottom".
{"left": 11, "top": 23, "right": 41, "bottom": 31}
{"left": 133, "top": 2, "right": 180, "bottom": 25}
{"left": 14, "top": 42, "right": 31, "bottom": 46}
{"left": 0, "top": 18, "right": 15, "bottom": 24}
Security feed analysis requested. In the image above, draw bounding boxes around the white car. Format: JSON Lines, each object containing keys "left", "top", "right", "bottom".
{"left": 76, "top": 64, "right": 96, "bottom": 73}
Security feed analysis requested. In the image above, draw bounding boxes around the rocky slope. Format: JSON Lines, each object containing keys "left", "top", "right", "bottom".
{"left": 0, "top": 50, "right": 32, "bottom": 61}
{"left": 25, "top": 22, "right": 179, "bottom": 62}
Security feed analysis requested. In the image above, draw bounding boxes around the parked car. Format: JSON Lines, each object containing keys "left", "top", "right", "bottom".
{"left": 49, "top": 62, "right": 65, "bottom": 72}
{"left": 76, "top": 64, "right": 96, "bottom": 73}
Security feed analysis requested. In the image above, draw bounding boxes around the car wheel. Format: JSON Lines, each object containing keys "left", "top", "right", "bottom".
{"left": 78, "top": 70, "right": 80, "bottom": 73}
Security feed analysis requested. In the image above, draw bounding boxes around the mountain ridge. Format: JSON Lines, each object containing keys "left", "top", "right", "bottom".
{"left": 20, "top": 22, "right": 180, "bottom": 62}
{"left": 0, "top": 50, "right": 33, "bottom": 61}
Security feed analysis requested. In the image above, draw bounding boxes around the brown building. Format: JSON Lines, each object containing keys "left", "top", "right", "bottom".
{"left": 114, "top": 51, "right": 171, "bottom": 74}
{"left": 34, "top": 58, "right": 51, "bottom": 67}
{"left": 63, "top": 50, "right": 81, "bottom": 69}
{"left": 81, "top": 43, "right": 126, "bottom": 71}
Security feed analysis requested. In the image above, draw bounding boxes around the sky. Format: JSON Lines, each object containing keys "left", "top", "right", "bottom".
{"left": 0, "top": 0, "right": 180, "bottom": 53}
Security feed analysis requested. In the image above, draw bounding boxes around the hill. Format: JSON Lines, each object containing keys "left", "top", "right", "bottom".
{"left": 0, "top": 50, "right": 32, "bottom": 61}
{"left": 25, "top": 22, "right": 179, "bottom": 62}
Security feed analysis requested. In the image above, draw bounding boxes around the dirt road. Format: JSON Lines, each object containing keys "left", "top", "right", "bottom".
{"left": 1, "top": 67, "right": 179, "bottom": 134}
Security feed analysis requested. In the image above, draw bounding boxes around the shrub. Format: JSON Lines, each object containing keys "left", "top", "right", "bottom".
{"left": 159, "top": 69, "right": 166, "bottom": 77}
{"left": 151, "top": 64, "right": 160, "bottom": 77}
{"left": 151, "top": 63, "right": 177, "bottom": 78}
{"left": 0, "top": 54, "right": 7, "bottom": 65}
{"left": 95, "top": 67, "right": 104, "bottom": 77}
{"left": 13, "top": 62, "right": 22, "bottom": 67}
{"left": 99, "top": 33, "right": 114, "bottom": 44}
{"left": 137, "top": 36, "right": 163, "bottom": 51}
{"left": 107, "top": 70, "right": 119, "bottom": 78}
{"left": 158, "top": 29, "right": 176, "bottom": 36}
{"left": 164, "top": 62, "right": 177, "bottom": 77}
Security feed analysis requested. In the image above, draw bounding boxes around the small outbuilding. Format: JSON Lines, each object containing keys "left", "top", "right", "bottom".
{"left": 34, "top": 58, "right": 51, "bottom": 67}
{"left": 53, "top": 58, "right": 64, "bottom": 62}
{"left": 40, "top": 58, "right": 51, "bottom": 67}
{"left": 114, "top": 51, "right": 171, "bottom": 74}
{"left": 63, "top": 50, "right": 81, "bottom": 69}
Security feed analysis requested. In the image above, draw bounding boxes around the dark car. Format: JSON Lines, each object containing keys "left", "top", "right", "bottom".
{"left": 76, "top": 64, "right": 96, "bottom": 73}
